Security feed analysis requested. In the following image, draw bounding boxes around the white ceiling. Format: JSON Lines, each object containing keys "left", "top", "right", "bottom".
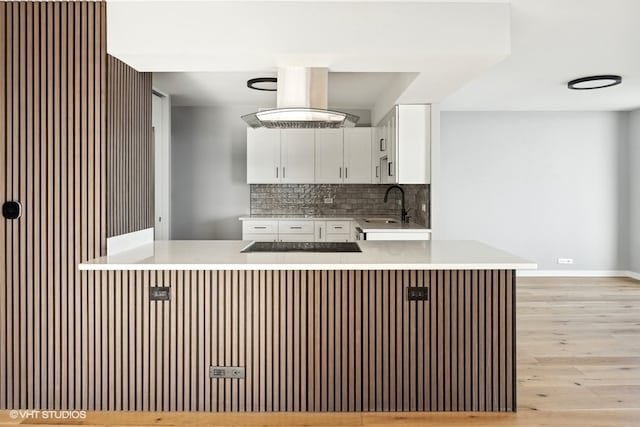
{"left": 110, "top": 0, "right": 640, "bottom": 114}
{"left": 153, "top": 71, "right": 403, "bottom": 109}
{"left": 441, "top": 0, "right": 640, "bottom": 111}
{"left": 108, "top": 1, "right": 510, "bottom": 122}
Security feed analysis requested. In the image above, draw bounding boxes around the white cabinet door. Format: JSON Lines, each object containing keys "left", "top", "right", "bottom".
{"left": 372, "top": 126, "right": 384, "bottom": 183}
{"left": 387, "top": 113, "right": 398, "bottom": 184}
{"left": 380, "top": 111, "right": 398, "bottom": 184}
{"left": 315, "top": 129, "right": 344, "bottom": 183}
{"left": 314, "top": 221, "right": 326, "bottom": 242}
{"left": 344, "top": 128, "right": 372, "bottom": 183}
{"left": 280, "top": 129, "right": 315, "bottom": 183}
{"left": 246, "top": 128, "right": 281, "bottom": 183}
{"left": 397, "top": 104, "right": 431, "bottom": 184}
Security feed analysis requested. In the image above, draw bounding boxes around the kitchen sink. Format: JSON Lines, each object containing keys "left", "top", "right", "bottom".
{"left": 362, "top": 218, "right": 399, "bottom": 224}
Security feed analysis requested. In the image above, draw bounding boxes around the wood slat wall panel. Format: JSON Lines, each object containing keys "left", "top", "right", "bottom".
{"left": 0, "top": 5, "right": 515, "bottom": 411}
{"left": 0, "top": 0, "right": 106, "bottom": 410}
{"left": 106, "top": 55, "right": 153, "bottom": 237}
{"left": 72, "top": 269, "right": 515, "bottom": 412}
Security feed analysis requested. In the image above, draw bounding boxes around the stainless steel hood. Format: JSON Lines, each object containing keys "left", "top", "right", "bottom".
{"left": 241, "top": 67, "right": 359, "bottom": 129}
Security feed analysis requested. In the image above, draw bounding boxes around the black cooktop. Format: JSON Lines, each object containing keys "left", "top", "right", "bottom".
{"left": 241, "top": 241, "right": 362, "bottom": 253}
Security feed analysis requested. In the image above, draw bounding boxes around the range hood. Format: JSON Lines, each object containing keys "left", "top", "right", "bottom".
{"left": 242, "top": 67, "right": 359, "bottom": 129}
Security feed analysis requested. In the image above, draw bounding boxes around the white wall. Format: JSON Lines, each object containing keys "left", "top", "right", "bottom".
{"left": 171, "top": 106, "right": 252, "bottom": 239}
{"left": 152, "top": 92, "right": 172, "bottom": 240}
{"left": 630, "top": 109, "right": 640, "bottom": 275}
{"left": 438, "top": 111, "right": 629, "bottom": 272}
{"left": 341, "top": 109, "right": 372, "bottom": 126}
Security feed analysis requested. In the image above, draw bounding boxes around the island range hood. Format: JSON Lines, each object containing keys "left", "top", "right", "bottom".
{"left": 241, "top": 67, "right": 359, "bottom": 129}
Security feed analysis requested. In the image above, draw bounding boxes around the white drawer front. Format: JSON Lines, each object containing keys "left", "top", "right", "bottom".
{"left": 242, "top": 220, "right": 278, "bottom": 234}
{"left": 325, "top": 234, "right": 351, "bottom": 242}
{"left": 278, "top": 234, "right": 315, "bottom": 242}
{"left": 242, "top": 233, "right": 278, "bottom": 242}
{"left": 326, "top": 220, "right": 351, "bottom": 234}
{"left": 278, "top": 220, "right": 314, "bottom": 234}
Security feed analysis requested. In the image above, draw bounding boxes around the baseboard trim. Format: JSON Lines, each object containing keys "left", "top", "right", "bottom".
{"left": 517, "top": 270, "right": 634, "bottom": 278}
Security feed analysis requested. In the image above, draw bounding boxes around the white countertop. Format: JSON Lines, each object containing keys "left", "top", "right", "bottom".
{"left": 79, "top": 240, "right": 536, "bottom": 271}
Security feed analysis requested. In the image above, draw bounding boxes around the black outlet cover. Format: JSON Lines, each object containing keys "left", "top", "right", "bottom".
{"left": 407, "top": 286, "right": 429, "bottom": 301}
{"left": 2, "top": 201, "right": 21, "bottom": 220}
{"left": 150, "top": 287, "right": 170, "bottom": 301}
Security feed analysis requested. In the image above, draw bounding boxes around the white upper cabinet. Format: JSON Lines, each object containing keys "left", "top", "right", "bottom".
{"left": 376, "top": 105, "right": 430, "bottom": 184}
{"left": 379, "top": 111, "right": 397, "bottom": 184}
{"left": 372, "top": 126, "right": 384, "bottom": 183}
{"left": 343, "top": 127, "right": 372, "bottom": 184}
{"left": 397, "top": 105, "right": 430, "bottom": 184}
{"left": 247, "top": 128, "right": 281, "bottom": 184}
{"left": 315, "top": 129, "right": 344, "bottom": 183}
{"left": 246, "top": 126, "right": 374, "bottom": 184}
{"left": 280, "top": 129, "right": 315, "bottom": 183}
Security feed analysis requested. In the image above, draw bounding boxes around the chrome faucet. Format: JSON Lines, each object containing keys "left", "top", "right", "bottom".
{"left": 383, "top": 185, "right": 409, "bottom": 223}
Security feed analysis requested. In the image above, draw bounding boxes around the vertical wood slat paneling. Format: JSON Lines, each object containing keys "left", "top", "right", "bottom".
{"left": 73, "top": 269, "right": 515, "bottom": 412}
{"left": 0, "top": 1, "right": 106, "bottom": 412}
{"left": 106, "top": 55, "right": 153, "bottom": 238}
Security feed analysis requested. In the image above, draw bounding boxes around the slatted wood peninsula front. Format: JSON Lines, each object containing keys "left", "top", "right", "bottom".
{"left": 79, "top": 240, "right": 535, "bottom": 413}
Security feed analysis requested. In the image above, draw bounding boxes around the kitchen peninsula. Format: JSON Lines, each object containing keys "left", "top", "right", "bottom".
{"left": 80, "top": 240, "right": 535, "bottom": 412}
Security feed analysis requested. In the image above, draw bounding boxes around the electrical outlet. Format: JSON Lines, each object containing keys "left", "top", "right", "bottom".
{"left": 324, "top": 197, "right": 333, "bottom": 204}
{"left": 407, "top": 287, "right": 429, "bottom": 301}
{"left": 421, "top": 203, "right": 427, "bottom": 212}
{"left": 557, "top": 258, "right": 574, "bottom": 265}
{"left": 209, "top": 366, "right": 245, "bottom": 379}
{"left": 150, "top": 287, "right": 170, "bottom": 301}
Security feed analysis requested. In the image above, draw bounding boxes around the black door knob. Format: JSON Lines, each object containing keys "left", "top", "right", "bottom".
{"left": 2, "top": 201, "right": 21, "bottom": 220}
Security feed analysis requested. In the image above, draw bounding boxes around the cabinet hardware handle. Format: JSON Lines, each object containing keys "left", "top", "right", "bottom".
{"left": 376, "top": 165, "right": 379, "bottom": 177}
{"left": 254, "top": 226, "right": 267, "bottom": 229}
{"left": 319, "top": 227, "right": 322, "bottom": 239}
{"left": 290, "top": 226, "right": 302, "bottom": 229}
{"left": 283, "top": 167, "right": 286, "bottom": 178}
{"left": 388, "top": 162, "right": 393, "bottom": 176}
{"left": 380, "top": 138, "right": 385, "bottom": 151}
{"left": 276, "top": 167, "right": 278, "bottom": 178}
{"left": 339, "top": 167, "right": 342, "bottom": 178}
{"left": 334, "top": 226, "right": 343, "bottom": 229}
{"left": 345, "top": 168, "right": 348, "bottom": 179}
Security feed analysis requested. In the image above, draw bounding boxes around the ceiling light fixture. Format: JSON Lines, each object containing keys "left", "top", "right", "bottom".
{"left": 247, "top": 77, "right": 277, "bottom": 92}
{"left": 567, "top": 75, "right": 622, "bottom": 90}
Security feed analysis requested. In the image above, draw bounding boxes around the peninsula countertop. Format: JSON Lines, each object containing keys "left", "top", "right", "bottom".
{"left": 79, "top": 240, "right": 537, "bottom": 271}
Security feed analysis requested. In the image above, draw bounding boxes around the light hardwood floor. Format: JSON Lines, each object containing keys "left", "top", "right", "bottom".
{"left": 1, "top": 277, "right": 639, "bottom": 426}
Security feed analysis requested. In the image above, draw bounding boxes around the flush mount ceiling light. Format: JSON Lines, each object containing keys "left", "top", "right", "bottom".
{"left": 567, "top": 75, "right": 622, "bottom": 90}
{"left": 247, "top": 77, "right": 277, "bottom": 92}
